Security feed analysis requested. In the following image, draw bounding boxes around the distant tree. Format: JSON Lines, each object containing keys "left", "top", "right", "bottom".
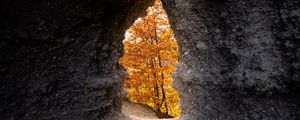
{"left": 119, "top": 0, "right": 181, "bottom": 117}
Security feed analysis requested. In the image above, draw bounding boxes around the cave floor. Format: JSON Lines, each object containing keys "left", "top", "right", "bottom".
{"left": 122, "top": 100, "right": 179, "bottom": 120}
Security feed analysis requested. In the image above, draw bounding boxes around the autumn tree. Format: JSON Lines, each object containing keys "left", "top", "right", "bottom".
{"left": 120, "top": 0, "right": 180, "bottom": 117}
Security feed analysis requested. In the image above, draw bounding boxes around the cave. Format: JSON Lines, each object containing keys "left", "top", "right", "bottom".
{"left": 0, "top": 0, "right": 299, "bottom": 120}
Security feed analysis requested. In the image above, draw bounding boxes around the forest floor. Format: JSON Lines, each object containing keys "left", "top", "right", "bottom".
{"left": 122, "top": 99, "right": 179, "bottom": 120}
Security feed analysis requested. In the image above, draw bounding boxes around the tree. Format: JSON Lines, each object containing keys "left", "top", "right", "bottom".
{"left": 119, "top": 0, "right": 180, "bottom": 117}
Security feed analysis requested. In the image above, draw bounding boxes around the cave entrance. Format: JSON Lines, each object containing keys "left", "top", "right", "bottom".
{"left": 119, "top": 0, "right": 181, "bottom": 119}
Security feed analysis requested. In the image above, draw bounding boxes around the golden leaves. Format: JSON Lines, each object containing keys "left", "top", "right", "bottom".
{"left": 119, "top": 0, "right": 181, "bottom": 117}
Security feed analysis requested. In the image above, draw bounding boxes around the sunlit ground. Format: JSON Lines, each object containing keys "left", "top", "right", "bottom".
{"left": 120, "top": 0, "right": 181, "bottom": 118}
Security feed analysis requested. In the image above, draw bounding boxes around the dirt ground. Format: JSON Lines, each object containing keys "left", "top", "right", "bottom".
{"left": 122, "top": 100, "right": 179, "bottom": 120}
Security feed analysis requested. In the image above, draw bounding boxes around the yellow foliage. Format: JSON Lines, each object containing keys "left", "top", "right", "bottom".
{"left": 120, "top": 0, "right": 181, "bottom": 117}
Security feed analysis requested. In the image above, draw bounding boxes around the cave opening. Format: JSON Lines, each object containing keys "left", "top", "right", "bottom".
{"left": 119, "top": 0, "right": 181, "bottom": 119}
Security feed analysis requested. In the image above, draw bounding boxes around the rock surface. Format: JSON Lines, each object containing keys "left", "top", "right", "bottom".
{"left": 162, "top": 0, "right": 300, "bottom": 119}
{"left": 0, "top": 0, "right": 154, "bottom": 119}
{"left": 0, "top": 0, "right": 299, "bottom": 120}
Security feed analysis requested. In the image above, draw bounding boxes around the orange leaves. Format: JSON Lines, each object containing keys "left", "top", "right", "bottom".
{"left": 119, "top": 0, "right": 181, "bottom": 117}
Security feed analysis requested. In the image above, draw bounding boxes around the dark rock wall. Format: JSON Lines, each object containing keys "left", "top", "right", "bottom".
{"left": 162, "top": 0, "right": 300, "bottom": 119}
{"left": 1, "top": 0, "right": 299, "bottom": 119}
{"left": 0, "top": 0, "right": 154, "bottom": 119}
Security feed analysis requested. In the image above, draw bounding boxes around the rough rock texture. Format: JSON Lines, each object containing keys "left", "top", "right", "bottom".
{"left": 0, "top": 0, "right": 154, "bottom": 119}
{"left": 162, "top": 0, "right": 300, "bottom": 119}
{"left": 1, "top": 0, "right": 299, "bottom": 120}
